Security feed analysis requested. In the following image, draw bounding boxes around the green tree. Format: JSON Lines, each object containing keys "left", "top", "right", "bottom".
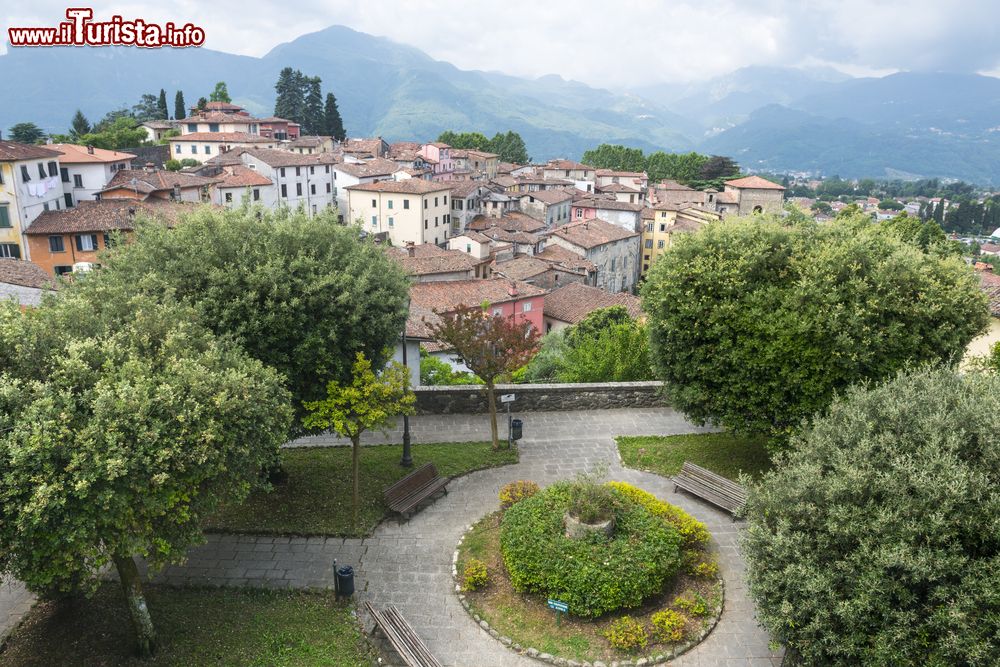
{"left": 196, "top": 97, "right": 208, "bottom": 111}
{"left": 488, "top": 131, "right": 529, "bottom": 164}
{"left": 419, "top": 348, "right": 480, "bottom": 385}
{"left": 0, "top": 289, "right": 292, "bottom": 658}
{"left": 437, "top": 131, "right": 491, "bottom": 150}
{"left": 76, "top": 116, "right": 148, "bottom": 150}
{"left": 69, "top": 110, "right": 91, "bottom": 138}
{"left": 810, "top": 201, "right": 833, "bottom": 215}
{"left": 209, "top": 81, "right": 231, "bottom": 103}
{"left": 174, "top": 90, "right": 186, "bottom": 120}
{"left": 156, "top": 89, "right": 169, "bottom": 119}
{"left": 92, "top": 206, "right": 410, "bottom": 431}
{"left": 164, "top": 158, "right": 181, "bottom": 171}
{"left": 274, "top": 67, "right": 305, "bottom": 125}
{"left": 324, "top": 92, "right": 346, "bottom": 141}
{"left": 427, "top": 304, "right": 540, "bottom": 449}
{"left": 302, "top": 76, "right": 324, "bottom": 135}
{"left": 8, "top": 122, "right": 45, "bottom": 144}
{"left": 559, "top": 318, "right": 652, "bottom": 382}
{"left": 304, "top": 353, "right": 414, "bottom": 525}
{"left": 581, "top": 143, "right": 647, "bottom": 173}
{"left": 131, "top": 93, "right": 161, "bottom": 122}
{"left": 642, "top": 214, "right": 990, "bottom": 443}
{"left": 743, "top": 367, "right": 1000, "bottom": 666}
{"left": 878, "top": 198, "right": 904, "bottom": 210}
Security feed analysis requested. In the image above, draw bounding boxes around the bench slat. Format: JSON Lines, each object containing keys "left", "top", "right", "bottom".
{"left": 674, "top": 475, "right": 745, "bottom": 505}
{"left": 366, "top": 601, "right": 442, "bottom": 667}
{"left": 387, "top": 478, "right": 449, "bottom": 513}
{"left": 680, "top": 462, "right": 746, "bottom": 495}
{"left": 673, "top": 461, "right": 747, "bottom": 515}
{"left": 383, "top": 463, "right": 450, "bottom": 519}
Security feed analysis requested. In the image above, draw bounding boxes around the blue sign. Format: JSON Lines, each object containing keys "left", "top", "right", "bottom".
{"left": 547, "top": 599, "right": 568, "bottom": 613}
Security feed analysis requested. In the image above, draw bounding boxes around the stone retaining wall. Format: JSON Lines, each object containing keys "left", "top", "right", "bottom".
{"left": 413, "top": 381, "right": 665, "bottom": 414}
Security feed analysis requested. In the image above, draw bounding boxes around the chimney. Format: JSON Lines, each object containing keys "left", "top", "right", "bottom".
{"left": 87, "top": 145, "right": 94, "bottom": 155}
{"left": 144, "top": 162, "right": 154, "bottom": 172}
{"left": 172, "top": 184, "right": 181, "bottom": 201}
{"left": 405, "top": 241, "right": 416, "bottom": 257}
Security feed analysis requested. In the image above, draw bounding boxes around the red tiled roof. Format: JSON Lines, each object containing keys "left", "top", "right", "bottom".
{"left": 535, "top": 245, "right": 596, "bottom": 273}
{"left": 387, "top": 246, "right": 478, "bottom": 277}
{"left": 543, "top": 282, "right": 643, "bottom": 324}
{"left": 572, "top": 196, "right": 644, "bottom": 212}
{"left": 101, "top": 168, "right": 219, "bottom": 195}
{"left": 346, "top": 179, "right": 450, "bottom": 194}
{"left": 494, "top": 256, "right": 554, "bottom": 281}
{"left": 549, "top": 218, "right": 639, "bottom": 249}
{"left": 177, "top": 111, "right": 258, "bottom": 124}
{"left": 216, "top": 165, "right": 272, "bottom": 188}
{"left": 25, "top": 199, "right": 201, "bottom": 235}
{"left": 0, "top": 259, "right": 57, "bottom": 289}
{"left": 170, "top": 132, "right": 273, "bottom": 143}
{"left": 724, "top": 175, "right": 786, "bottom": 190}
{"left": 334, "top": 158, "right": 400, "bottom": 178}
{"left": 518, "top": 189, "right": 573, "bottom": 204}
{"left": 0, "top": 141, "right": 61, "bottom": 161}
{"left": 545, "top": 160, "right": 592, "bottom": 171}
{"left": 49, "top": 144, "right": 135, "bottom": 164}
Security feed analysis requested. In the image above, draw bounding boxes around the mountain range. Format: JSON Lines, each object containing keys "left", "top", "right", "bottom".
{"left": 2, "top": 25, "right": 999, "bottom": 184}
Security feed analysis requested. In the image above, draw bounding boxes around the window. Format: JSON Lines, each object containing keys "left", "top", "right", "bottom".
{"left": 47, "top": 161, "right": 58, "bottom": 177}
{"left": 388, "top": 200, "right": 394, "bottom": 210}
{"left": 522, "top": 301, "right": 532, "bottom": 312}
{"left": 403, "top": 199, "right": 410, "bottom": 210}
{"left": 576, "top": 209, "right": 582, "bottom": 218}
{"left": 38, "top": 163, "right": 46, "bottom": 179}
{"left": 371, "top": 216, "right": 377, "bottom": 227}
{"left": 661, "top": 211, "right": 667, "bottom": 218}
{"left": 645, "top": 222, "right": 653, "bottom": 232}
{"left": 295, "top": 167, "right": 301, "bottom": 176}
{"left": 659, "top": 223, "right": 667, "bottom": 232}
{"left": 296, "top": 183, "right": 302, "bottom": 196}
{"left": 644, "top": 254, "right": 650, "bottom": 260}
{"left": 435, "top": 216, "right": 438, "bottom": 227}
{"left": 54, "top": 265, "right": 73, "bottom": 276}
{"left": 280, "top": 168, "right": 286, "bottom": 177}
{"left": 372, "top": 199, "right": 377, "bottom": 208}
{"left": 325, "top": 165, "right": 330, "bottom": 173}
{"left": 103, "top": 233, "right": 115, "bottom": 248}
{"left": 493, "top": 308, "right": 503, "bottom": 316}
{"left": 309, "top": 166, "right": 315, "bottom": 175}
{"left": 434, "top": 196, "right": 439, "bottom": 207}
{"left": 657, "top": 240, "right": 665, "bottom": 249}
{"left": 281, "top": 184, "right": 287, "bottom": 198}
{"left": 191, "top": 145, "right": 197, "bottom": 154}
{"left": 64, "top": 193, "right": 73, "bottom": 208}
{"left": 208, "top": 123, "right": 219, "bottom": 132}
{"left": 644, "top": 239, "right": 653, "bottom": 249}
{"left": 443, "top": 195, "right": 447, "bottom": 205}
{"left": 204, "top": 145, "right": 211, "bottom": 154}
{"left": 76, "top": 234, "right": 98, "bottom": 251}
{"left": 175, "top": 145, "right": 181, "bottom": 154}
{"left": 187, "top": 123, "right": 197, "bottom": 132}
{"left": 424, "top": 199, "right": 428, "bottom": 209}
{"left": 466, "top": 244, "right": 471, "bottom": 253}
{"left": 0, "top": 243, "right": 21, "bottom": 259}
{"left": 73, "top": 174, "right": 83, "bottom": 188}
{"left": 326, "top": 183, "right": 331, "bottom": 193}
{"left": 253, "top": 188, "right": 260, "bottom": 201}
{"left": 225, "top": 192, "right": 233, "bottom": 203}
{"left": 388, "top": 217, "right": 394, "bottom": 228}
{"left": 611, "top": 258, "right": 616, "bottom": 271}
{"left": 43, "top": 202, "right": 49, "bottom": 212}
{"left": 424, "top": 220, "right": 428, "bottom": 230}
{"left": 0, "top": 167, "right": 3, "bottom": 184}
{"left": 21, "top": 165, "right": 33, "bottom": 182}
{"left": 0, "top": 205, "right": 9, "bottom": 228}
{"left": 60, "top": 167, "right": 69, "bottom": 183}
{"left": 643, "top": 264, "right": 649, "bottom": 272}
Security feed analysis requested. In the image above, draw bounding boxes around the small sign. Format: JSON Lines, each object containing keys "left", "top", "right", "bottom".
{"left": 547, "top": 599, "right": 568, "bottom": 613}
{"left": 500, "top": 393, "right": 516, "bottom": 403}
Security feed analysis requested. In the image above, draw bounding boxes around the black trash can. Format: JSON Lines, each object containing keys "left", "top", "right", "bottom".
{"left": 335, "top": 565, "right": 355, "bottom": 598}
{"left": 510, "top": 418, "right": 523, "bottom": 441}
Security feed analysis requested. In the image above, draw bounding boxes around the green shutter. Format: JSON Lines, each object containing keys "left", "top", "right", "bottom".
{"left": 0, "top": 206, "right": 10, "bottom": 228}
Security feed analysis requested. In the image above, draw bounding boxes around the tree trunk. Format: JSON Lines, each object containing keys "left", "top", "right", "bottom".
{"left": 487, "top": 383, "right": 499, "bottom": 450}
{"left": 113, "top": 554, "right": 156, "bottom": 659}
{"left": 352, "top": 433, "right": 361, "bottom": 528}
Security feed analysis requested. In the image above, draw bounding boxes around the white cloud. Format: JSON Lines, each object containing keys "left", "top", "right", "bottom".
{"left": 2, "top": 1, "right": 999, "bottom": 86}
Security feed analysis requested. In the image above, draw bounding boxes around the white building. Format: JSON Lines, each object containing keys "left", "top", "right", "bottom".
{"left": 49, "top": 144, "right": 134, "bottom": 204}
{"left": 332, "top": 158, "right": 400, "bottom": 215}
{"left": 347, "top": 179, "right": 453, "bottom": 246}
{"left": 0, "top": 141, "right": 66, "bottom": 261}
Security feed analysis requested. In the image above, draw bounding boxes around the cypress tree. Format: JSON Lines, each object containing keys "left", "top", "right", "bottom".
{"left": 157, "top": 89, "right": 168, "bottom": 120}
{"left": 303, "top": 77, "right": 324, "bottom": 135}
{"left": 324, "top": 93, "right": 346, "bottom": 141}
{"left": 174, "top": 90, "right": 186, "bottom": 120}
{"left": 70, "top": 109, "right": 91, "bottom": 138}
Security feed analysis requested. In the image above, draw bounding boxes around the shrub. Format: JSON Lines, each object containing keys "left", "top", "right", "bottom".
{"left": 674, "top": 592, "right": 709, "bottom": 617}
{"left": 604, "top": 616, "right": 648, "bottom": 652}
{"left": 499, "top": 480, "right": 540, "bottom": 510}
{"left": 607, "top": 482, "right": 709, "bottom": 546}
{"left": 567, "top": 478, "right": 615, "bottom": 524}
{"left": 689, "top": 559, "right": 718, "bottom": 578}
{"left": 164, "top": 158, "right": 181, "bottom": 171}
{"left": 642, "top": 216, "right": 989, "bottom": 443}
{"left": 463, "top": 558, "right": 488, "bottom": 591}
{"left": 742, "top": 367, "right": 1000, "bottom": 666}
{"left": 650, "top": 609, "right": 686, "bottom": 643}
{"left": 500, "top": 481, "right": 683, "bottom": 618}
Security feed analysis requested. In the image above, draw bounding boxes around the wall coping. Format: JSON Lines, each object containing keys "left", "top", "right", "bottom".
{"left": 413, "top": 381, "right": 663, "bottom": 392}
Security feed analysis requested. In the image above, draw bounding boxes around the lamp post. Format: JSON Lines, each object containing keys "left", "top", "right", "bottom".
{"left": 400, "top": 297, "right": 413, "bottom": 468}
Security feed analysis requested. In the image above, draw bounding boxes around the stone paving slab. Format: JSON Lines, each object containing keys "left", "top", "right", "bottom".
{"left": 0, "top": 577, "right": 35, "bottom": 646}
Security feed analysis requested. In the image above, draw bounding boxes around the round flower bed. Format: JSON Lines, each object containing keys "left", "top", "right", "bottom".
{"left": 500, "top": 481, "right": 683, "bottom": 617}
{"left": 454, "top": 480, "right": 724, "bottom": 664}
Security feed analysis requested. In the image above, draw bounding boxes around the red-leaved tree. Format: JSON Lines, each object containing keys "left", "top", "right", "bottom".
{"left": 427, "top": 304, "right": 540, "bottom": 449}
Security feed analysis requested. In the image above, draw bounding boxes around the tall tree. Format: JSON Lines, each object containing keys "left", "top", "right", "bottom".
{"left": 7, "top": 122, "right": 45, "bottom": 144}
{"left": 274, "top": 67, "right": 305, "bottom": 124}
{"left": 156, "top": 89, "right": 169, "bottom": 120}
{"left": 324, "top": 92, "right": 346, "bottom": 141}
{"left": 69, "top": 110, "right": 91, "bottom": 138}
{"left": 427, "top": 304, "right": 540, "bottom": 449}
{"left": 0, "top": 290, "right": 292, "bottom": 658}
{"left": 302, "top": 76, "right": 324, "bottom": 135}
{"left": 196, "top": 97, "right": 208, "bottom": 111}
{"left": 173, "top": 90, "right": 186, "bottom": 120}
{"left": 304, "top": 353, "right": 414, "bottom": 525}
{"left": 209, "top": 81, "right": 231, "bottom": 103}
{"left": 76, "top": 117, "right": 148, "bottom": 150}
{"left": 489, "top": 131, "right": 529, "bottom": 164}
{"left": 131, "top": 93, "right": 161, "bottom": 122}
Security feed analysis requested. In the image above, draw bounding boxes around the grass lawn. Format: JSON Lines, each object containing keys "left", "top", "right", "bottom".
{"left": 616, "top": 432, "right": 773, "bottom": 481}
{"left": 207, "top": 441, "right": 517, "bottom": 537}
{"left": 0, "top": 584, "right": 374, "bottom": 666}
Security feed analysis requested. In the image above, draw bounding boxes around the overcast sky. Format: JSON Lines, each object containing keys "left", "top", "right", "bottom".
{"left": 4, "top": 1, "right": 999, "bottom": 87}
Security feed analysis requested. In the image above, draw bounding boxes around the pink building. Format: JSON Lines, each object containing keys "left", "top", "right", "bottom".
{"left": 257, "top": 117, "right": 301, "bottom": 141}
{"left": 419, "top": 142, "right": 457, "bottom": 181}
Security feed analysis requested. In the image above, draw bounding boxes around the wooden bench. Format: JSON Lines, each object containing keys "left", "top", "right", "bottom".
{"left": 673, "top": 461, "right": 747, "bottom": 517}
{"left": 365, "top": 601, "right": 443, "bottom": 667}
{"left": 384, "top": 463, "right": 449, "bottom": 520}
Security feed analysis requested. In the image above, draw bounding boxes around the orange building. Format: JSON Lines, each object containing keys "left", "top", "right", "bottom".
{"left": 24, "top": 199, "right": 199, "bottom": 276}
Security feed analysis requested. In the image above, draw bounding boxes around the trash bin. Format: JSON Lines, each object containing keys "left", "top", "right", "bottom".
{"left": 335, "top": 565, "right": 355, "bottom": 598}
{"left": 510, "top": 418, "right": 523, "bottom": 441}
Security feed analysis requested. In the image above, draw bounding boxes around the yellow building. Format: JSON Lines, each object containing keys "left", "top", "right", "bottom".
{"left": 640, "top": 204, "right": 721, "bottom": 277}
{"left": 0, "top": 142, "right": 66, "bottom": 261}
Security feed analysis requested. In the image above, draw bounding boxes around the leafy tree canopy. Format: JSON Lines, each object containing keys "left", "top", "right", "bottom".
{"left": 209, "top": 81, "right": 231, "bottom": 103}
{"left": 581, "top": 143, "right": 742, "bottom": 189}
{"left": 435, "top": 130, "right": 529, "bottom": 163}
{"left": 8, "top": 122, "right": 45, "bottom": 144}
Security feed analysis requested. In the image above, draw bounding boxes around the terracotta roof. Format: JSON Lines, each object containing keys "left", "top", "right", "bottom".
{"left": 640, "top": 207, "right": 656, "bottom": 220}
{"left": 544, "top": 282, "right": 643, "bottom": 324}
{"left": 981, "top": 274, "right": 1000, "bottom": 316}
{"left": 596, "top": 183, "right": 640, "bottom": 193}
{"left": 101, "top": 168, "right": 219, "bottom": 195}
{"left": 534, "top": 244, "right": 596, "bottom": 273}
{"left": 494, "top": 256, "right": 555, "bottom": 281}
{"left": 343, "top": 138, "right": 386, "bottom": 156}
{"left": 426, "top": 142, "right": 451, "bottom": 149}
{"left": 550, "top": 218, "right": 639, "bottom": 249}
{"left": 572, "top": 196, "right": 644, "bottom": 212}
{"left": 49, "top": 143, "right": 135, "bottom": 164}
{"left": 241, "top": 148, "right": 337, "bottom": 168}
{"left": 256, "top": 116, "right": 296, "bottom": 124}
{"left": 545, "top": 160, "right": 592, "bottom": 171}
{"left": 467, "top": 212, "right": 546, "bottom": 234}
{"left": 596, "top": 169, "right": 646, "bottom": 178}
{"left": 177, "top": 112, "right": 257, "bottom": 124}
{"left": 387, "top": 246, "right": 478, "bottom": 277}
{"left": 216, "top": 165, "right": 272, "bottom": 188}
{"left": 518, "top": 189, "right": 573, "bottom": 205}
{"left": 411, "top": 278, "right": 546, "bottom": 313}
{"left": 724, "top": 175, "right": 785, "bottom": 190}
{"left": 389, "top": 141, "right": 422, "bottom": 156}
{"left": 346, "top": 179, "right": 450, "bottom": 194}
{"left": 657, "top": 179, "right": 697, "bottom": 191}
{"left": 453, "top": 230, "right": 492, "bottom": 244}
{"left": 515, "top": 176, "right": 573, "bottom": 186}
{"left": 141, "top": 121, "right": 176, "bottom": 130}
{"left": 287, "top": 135, "right": 332, "bottom": 148}
{"left": 0, "top": 141, "right": 61, "bottom": 161}
{"left": 448, "top": 180, "right": 487, "bottom": 198}
{"left": 466, "top": 149, "right": 498, "bottom": 159}
{"left": 0, "top": 259, "right": 57, "bottom": 289}
{"left": 335, "top": 158, "right": 400, "bottom": 178}
{"left": 491, "top": 175, "right": 518, "bottom": 188}
{"left": 25, "top": 199, "right": 200, "bottom": 235}
{"left": 170, "top": 132, "right": 273, "bottom": 143}
{"left": 197, "top": 101, "right": 244, "bottom": 112}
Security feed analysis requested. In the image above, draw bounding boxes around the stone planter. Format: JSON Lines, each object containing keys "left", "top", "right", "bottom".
{"left": 564, "top": 511, "right": 615, "bottom": 540}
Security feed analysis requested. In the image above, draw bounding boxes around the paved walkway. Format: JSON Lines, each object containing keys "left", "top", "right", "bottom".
{"left": 1, "top": 408, "right": 781, "bottom": 665}
{"left": 0, "top": 577, "right": 34, "bottom": 645}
